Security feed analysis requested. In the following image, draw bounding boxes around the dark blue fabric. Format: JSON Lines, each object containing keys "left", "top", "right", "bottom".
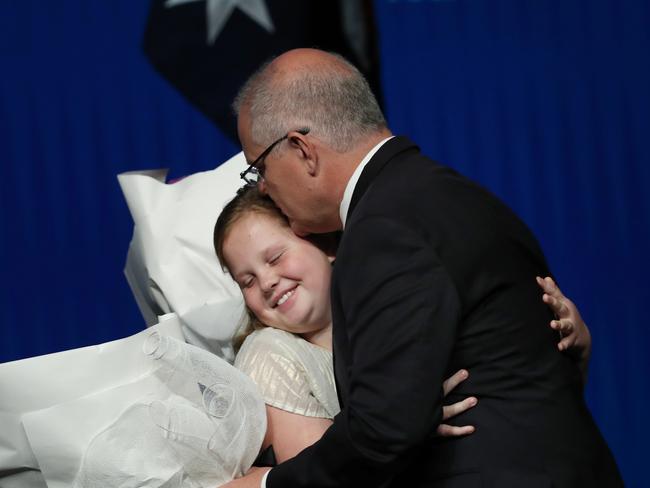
{"left": 0, "top": 1, "right": 646, "bottom": 486}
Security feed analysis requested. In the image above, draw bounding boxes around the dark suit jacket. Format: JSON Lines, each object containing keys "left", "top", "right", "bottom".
{"left": 268, "top": 136, "right": 622, "bottom": 487}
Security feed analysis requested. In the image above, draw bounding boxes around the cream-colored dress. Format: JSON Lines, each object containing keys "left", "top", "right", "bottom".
{"left": 234, "top": 327, "right": 340, "bottom": 419}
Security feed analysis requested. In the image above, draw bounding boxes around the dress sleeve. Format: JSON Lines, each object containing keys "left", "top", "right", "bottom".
{"left": 234, "top": 328, "right": 332, "bottom": 419}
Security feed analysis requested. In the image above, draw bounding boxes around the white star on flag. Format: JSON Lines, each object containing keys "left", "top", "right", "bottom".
{"left": 165, "top": 0, "right": 275, "bottom": 44}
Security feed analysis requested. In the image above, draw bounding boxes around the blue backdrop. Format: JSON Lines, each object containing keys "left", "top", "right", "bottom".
{"left": 1, "top": 1, "right": 647, "bottom": 486}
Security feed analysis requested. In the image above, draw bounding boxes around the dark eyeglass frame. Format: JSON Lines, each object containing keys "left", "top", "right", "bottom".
{"left": 239, "top": 127, "right": 310, "bottom": 186}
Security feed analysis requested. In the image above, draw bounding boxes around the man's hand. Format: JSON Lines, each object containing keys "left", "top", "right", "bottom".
{"left": 437, "top": 369, "right": 477, "bottom": 437}
{"left": 536, "top": 276, "right": 592, "bottom": 383}
{"left": 220, "top": 467, "right": 271, "bottom": 488}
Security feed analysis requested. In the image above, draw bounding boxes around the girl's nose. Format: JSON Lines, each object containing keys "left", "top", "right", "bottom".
{"left": 260, "top": 270, "right": 278, "bottom": 294}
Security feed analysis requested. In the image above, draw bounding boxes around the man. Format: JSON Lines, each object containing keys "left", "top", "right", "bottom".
{"left": 227, "top": 48, "right": 622, "bottom": 487}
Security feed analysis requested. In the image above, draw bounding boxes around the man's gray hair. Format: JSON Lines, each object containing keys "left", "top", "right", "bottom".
{"left": 233, "top": 52, "right": 386, "bottom": 152}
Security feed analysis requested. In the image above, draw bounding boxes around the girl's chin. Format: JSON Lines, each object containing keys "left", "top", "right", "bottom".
{"left": 267, "top": 313, "right": 312, "bottom": 335}
{"left": 280, "top": 318, "right": 321, "bottom": 336}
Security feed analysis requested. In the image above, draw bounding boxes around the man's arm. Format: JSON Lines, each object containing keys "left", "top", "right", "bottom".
{"left": 266, "top": 216, "right": 461, "bottom": 487}
{"left": 221, "top": 370, "right": 477, "bottom": 487}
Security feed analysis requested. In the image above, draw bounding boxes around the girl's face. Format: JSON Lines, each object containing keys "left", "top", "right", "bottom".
{"left": 223, "top": 212, "right": 333, "bottom": 335}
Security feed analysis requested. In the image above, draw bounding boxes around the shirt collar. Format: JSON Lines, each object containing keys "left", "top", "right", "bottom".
{"left": 339, "top": 136, "right": 393, "bottom": 228}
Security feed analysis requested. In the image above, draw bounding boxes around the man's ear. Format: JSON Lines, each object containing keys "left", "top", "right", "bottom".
{"left": 287, "top": 130, "right": 319, "bottom": 176}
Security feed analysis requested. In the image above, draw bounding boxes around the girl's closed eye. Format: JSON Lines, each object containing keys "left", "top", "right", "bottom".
{"left": 241, "top": 276, "right": 255, "bottom": 289}
{"left": 269, "top": 252, "right": 284, "bottom": 265}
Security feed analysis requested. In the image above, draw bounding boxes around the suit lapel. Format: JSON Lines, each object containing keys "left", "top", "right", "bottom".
{"left": 347, "top": 136, "right": 420, "bottom": 222}
{"left": 334, "top": 136, "right": 419, "bottom": 409}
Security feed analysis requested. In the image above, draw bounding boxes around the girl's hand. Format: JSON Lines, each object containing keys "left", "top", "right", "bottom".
{"left": 437, "top": 369, "right": 477, "bottom": 437}
{"left": 536, "top": 276, "right": 592, "bottom": 383}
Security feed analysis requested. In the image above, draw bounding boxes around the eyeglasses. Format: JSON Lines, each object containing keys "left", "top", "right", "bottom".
{"left": 239, "top": 127, "right": 310, "bottom": 186}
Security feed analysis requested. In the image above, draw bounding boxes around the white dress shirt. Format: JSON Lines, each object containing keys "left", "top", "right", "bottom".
{"left": 338, "top": 136, "right": 393, "bottom": 228}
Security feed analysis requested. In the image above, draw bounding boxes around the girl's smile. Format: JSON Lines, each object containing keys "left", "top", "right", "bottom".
{"left": 223, "top": 212, "right": 333, "bottom": 343}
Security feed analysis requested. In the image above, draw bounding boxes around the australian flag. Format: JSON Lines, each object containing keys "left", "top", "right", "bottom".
{"left": 143, "top": 0, "right": 382, "bottom": 142}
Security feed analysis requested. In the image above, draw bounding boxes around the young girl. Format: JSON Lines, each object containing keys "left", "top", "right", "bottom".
{"left": 214, "top": 186, "right": 590, "bottom": 463}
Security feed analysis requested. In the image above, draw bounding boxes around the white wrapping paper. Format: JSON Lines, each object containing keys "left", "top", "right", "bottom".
{"left": 119, "top": 152, "right": 248, "bottom": 362}
{"left": 0, "top": 152, "right": 255, "bottom": 486}
{"left": 0, "top": 314, "right": 266, "bottom": 488}
{"left": 0, "top": 314, "right": 184, "bottom": 487}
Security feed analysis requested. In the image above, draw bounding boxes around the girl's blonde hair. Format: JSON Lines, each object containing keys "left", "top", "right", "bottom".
{"left": 213, "top": 186, "right": 290, "bottom": 350}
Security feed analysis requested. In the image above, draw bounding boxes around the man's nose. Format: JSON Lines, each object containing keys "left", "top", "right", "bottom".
{"left": 257, "top": 180, "right": 267, "bottom": 195}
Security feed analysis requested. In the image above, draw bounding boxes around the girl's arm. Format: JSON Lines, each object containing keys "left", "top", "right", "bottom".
{"left": 262, "top": 406, "right": 332, "bottom": 463}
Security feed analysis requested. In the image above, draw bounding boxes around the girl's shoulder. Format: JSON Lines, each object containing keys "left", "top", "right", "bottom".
{"left": 235, "top": 327, "right": 302, "bottom": 368}
{"left": 239, "top": 327, "right": 302, "bottom": 353}
{"left": 239, "top": 327, "right": 331, "bottom": 362}
{"left": 234, "top": 326, "right": 338, "bottom": 419}
{"left": 246, "top": 326, "right": 297, "bottom": 342}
